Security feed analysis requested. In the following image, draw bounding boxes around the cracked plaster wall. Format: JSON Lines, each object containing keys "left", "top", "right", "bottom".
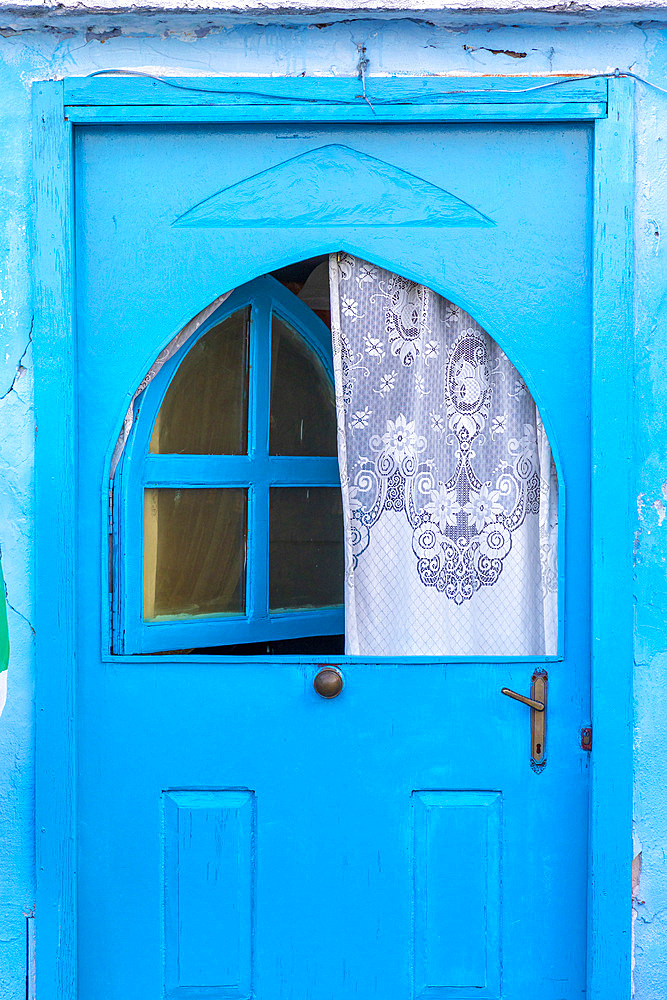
{"left": 0, "top": 13, "right": 664, "bottom": 999}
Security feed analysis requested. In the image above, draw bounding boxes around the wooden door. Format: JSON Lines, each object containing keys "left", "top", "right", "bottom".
{"left": 73, "top": 120, "right": 592, "bottom": 999}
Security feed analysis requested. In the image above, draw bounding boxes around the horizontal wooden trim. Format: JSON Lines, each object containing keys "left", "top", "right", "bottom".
{"left": 64, "top": 74, "right": 608, "bottom": 107}
{"left": 138, "top": 605, "right": 345, "bottom": 653}
{"left": 105, "top": 651, "right": 565, "bottom": 664}
{"left": 67, "top": 101, "right": 608, "bottom": 123}
{"left": 62, "top": 75, "right": 608, "bottom": 123}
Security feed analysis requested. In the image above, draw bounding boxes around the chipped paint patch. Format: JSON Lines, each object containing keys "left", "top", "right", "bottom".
{"left": 463, "top": 43, "right": 528, "bottom": 57}
{"left": 85, "top": 25, "right": 122, "bottom": 42}
{"left": 637, "top": 491, "right": 646, "bottom": 520}
{"left": 632, "top": 850, "right": 642, "bottom": 995}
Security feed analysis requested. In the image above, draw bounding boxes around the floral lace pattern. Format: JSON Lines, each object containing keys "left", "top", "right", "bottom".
{"left": 330, "top": 254, "right": 558, "bottom": 656}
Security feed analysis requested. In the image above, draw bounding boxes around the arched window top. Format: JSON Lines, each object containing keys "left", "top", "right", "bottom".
{"left": 143, "top": 275, "right": 336, "bottom": 457}
{"left": 147, "top": 281, "right": 337, "bottom": 460}
{"left": 114, "top": 274, "right": 344, "bottom": 654}
{"left": 112, "top": 256, "right": 559, "bottom": 658}
{"left": 149, "top": 306, "right": 250, "bottom": 456}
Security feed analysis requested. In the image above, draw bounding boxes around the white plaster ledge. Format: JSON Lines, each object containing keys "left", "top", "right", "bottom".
{"left": 1, "top": 0, "right": 667, "bottom": 24}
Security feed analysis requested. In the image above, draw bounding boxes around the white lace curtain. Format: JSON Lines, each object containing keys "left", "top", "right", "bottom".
{"left": 329, "top": 254, "right": 558, "bottom": 657}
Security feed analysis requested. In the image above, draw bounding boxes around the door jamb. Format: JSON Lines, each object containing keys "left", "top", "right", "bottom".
{"left": 32, "top": 74, "right": 634, "bottom": 1000}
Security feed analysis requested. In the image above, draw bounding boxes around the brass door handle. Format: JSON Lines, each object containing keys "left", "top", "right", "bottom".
{"left": 501, "top": 672, "right": 547, "bottom": 771}
{"left": 501, "top": 688, "right": 545, "bottom": 711}
{"left": 313, "top": 667, "right": 343, "bottom": 699}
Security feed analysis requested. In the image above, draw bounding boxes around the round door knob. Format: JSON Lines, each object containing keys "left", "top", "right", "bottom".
{"left": 314, "top": 667, "right": 343, "bottom": 699}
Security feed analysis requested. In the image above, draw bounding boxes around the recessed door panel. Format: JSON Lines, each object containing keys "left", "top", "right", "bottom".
{"left": 163, "top": 789, "right": 255, "bottom": 999}
{"left": 413, "top": 790, "right": 502, "bottom": 999}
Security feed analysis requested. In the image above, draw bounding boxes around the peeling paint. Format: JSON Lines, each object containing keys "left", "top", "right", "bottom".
{"left": 632, "top": 850, "right": 642, "bottom": 995}
{"left": 0, "top": 0, "right": 663, "bottom": 31}
{"left": 652, "top": 498, "right": 665, "bottom": 525}
{"left": 85, "top": 25, "right": 123, "bottom": 41}
{"left": 637, "top": 491, "right": 646, "bottom": 520}
{"left": 463, "top": 43, "right": 528, "bottom": 56}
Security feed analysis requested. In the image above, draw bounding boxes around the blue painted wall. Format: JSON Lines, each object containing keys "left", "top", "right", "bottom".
{"left": 0, "top": 13, "right": 663, "bottom": 998}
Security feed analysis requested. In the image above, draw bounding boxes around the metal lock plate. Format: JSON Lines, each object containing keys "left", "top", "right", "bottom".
{"left": 501, "top": 670, "right": 547, "bottom": 772}
{"left": 530, "top": 671, "right": 547, "bottom": 771}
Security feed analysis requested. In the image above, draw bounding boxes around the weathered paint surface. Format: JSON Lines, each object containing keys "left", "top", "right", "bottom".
{"left": 0, "top": 0, "right": 663, "bottom": 24}
{"left": 0, "top": 12, "right": 664, "bottom": 999}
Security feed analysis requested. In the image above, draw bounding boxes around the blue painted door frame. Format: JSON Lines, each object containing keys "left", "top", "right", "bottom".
{"left": 32, "top": 75, "right": 634, "bottom": 999}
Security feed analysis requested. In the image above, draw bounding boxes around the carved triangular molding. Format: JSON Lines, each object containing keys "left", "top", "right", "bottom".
{"left": 173, "top": 144, "right": 494, "bottom": 228}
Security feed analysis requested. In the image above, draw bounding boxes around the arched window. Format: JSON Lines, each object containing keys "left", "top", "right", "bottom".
{"left": 113, "top": 275, "right": 344, "bottom": 654}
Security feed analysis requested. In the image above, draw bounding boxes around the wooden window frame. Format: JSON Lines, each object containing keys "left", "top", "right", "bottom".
{"left": 114, "top": 273, "right": 342, "bottom": 653}
{"left": 33, "top": 74, "right": 634, "bottom": 999}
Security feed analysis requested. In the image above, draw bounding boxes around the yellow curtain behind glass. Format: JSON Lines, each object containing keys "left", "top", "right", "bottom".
{"left": 143, "top": 487, "right": 247, "bottom": 621}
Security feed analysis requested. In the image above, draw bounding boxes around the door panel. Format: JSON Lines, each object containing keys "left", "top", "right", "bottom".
{"left": 413, "top": 790, "right": 502, "bottom": 999}
{"left": 74, "top": 122, "right": 592, "bottom": 999}
{"left": 163, "top": 790, "right": 255, "bottom": 999}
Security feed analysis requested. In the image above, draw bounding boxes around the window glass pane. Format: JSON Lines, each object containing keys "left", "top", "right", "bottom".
{"left": 150, "top": 307, "right": 249, "bottom": 455}
{"left": 269, "top": 487, "right": 344, "bottom": 611}
{"left": 144, "top": 488, "right": 247, "bottom": 620}
{"left": 270, "top": 315, "right": 336, "bottom": 456}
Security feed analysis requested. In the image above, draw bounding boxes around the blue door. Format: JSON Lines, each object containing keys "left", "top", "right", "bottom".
{"left": 74, "top": 122, "right": 591, "bottom": 998}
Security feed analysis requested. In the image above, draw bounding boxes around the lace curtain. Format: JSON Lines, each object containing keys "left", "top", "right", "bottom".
{"left": 329, "top": 254, "right": 558, "bottom": 657}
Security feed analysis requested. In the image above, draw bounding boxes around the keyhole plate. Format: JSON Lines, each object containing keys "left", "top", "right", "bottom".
{"left": 531, "top": 671, "right": 547, "bottom": 771}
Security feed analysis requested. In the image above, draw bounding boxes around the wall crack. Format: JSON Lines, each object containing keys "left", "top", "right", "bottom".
{"left": 0, "top": 316, "right": 32, "bottom": 402}
{"left": 6, "top": 599, "right": 34, "bottom": 635}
